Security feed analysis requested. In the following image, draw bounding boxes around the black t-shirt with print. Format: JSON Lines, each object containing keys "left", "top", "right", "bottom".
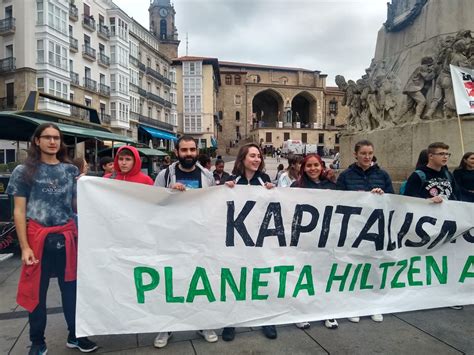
{"left": 175, "top": 166, "right": 202, "bottom": 189}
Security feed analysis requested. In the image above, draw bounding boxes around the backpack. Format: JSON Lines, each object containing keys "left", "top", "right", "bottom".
{"left": 399, "top": 169, "right": 454, "bottom": 196}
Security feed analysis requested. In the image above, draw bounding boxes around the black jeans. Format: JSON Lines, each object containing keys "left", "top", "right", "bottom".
{"left": 29, "top": 234, "right": 76, "bottom": 345}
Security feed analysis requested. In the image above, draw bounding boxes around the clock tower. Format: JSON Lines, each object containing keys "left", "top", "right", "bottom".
{"left": 149, "top": 0, "right": 180, "bottom": 59}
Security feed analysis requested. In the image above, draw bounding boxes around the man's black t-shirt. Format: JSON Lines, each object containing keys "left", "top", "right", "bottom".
{"left": 175, "top": 166, "right": 202, "bottom": 189}
{"left": 404, "top": 166, "right": 458, "bottom": 200}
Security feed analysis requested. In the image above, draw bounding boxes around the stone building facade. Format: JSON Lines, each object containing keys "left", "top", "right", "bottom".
{"left": 216, "top": 62, "right": 347, "bottom": 154}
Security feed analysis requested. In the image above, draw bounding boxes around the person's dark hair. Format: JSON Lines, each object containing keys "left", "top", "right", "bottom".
{"left": 72, "top": 157, "right": 87, "bottom": 174}
{"left": 427, "top": 142, "right": 449, "bottom": 155}
{"left": 24, "top": 123, "right": 70, "bottom": 185}
{"left": 295, "top": 153, "right": 327, "bottom": 187}
{"left": 176, "top": 135, "right": 196, "bottom": 150}
{"left": 415, "top": 149, "right": 429, "bottom": 169}
{"left": 287, "top": 154, "right": 303, "bottom": 181}
{"left": 457, "top": 151, "right": 474, "bottom": 170}
{"left": 232, "top": 143, "right": 265, "bottom": 176}
{"left": 198, "top": 154, "right": 211, "bottom": 167}
{"left": 354, "top": 139, "right": 374, "bottom": 153}
{"left": 117, "top": 148, "right": 134, "bottom": 157}
{"left": 215, "top": 158, "right": 224, "bottom": 166}
{"left": 277, "top": 164, "right": 284, "bottom": 171}
{"left": 100, "top": 156, "right": 113, "bottom": 170}
{"left": 372, "top": 156, "right": 377, "bottom": 163}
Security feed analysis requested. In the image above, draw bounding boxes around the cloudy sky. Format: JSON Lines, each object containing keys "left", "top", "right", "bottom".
{"left": 114, "top": 0, "right": 388, "bottom": 85}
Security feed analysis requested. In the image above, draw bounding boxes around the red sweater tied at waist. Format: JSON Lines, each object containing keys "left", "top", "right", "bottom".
{"left": 17, "top": 219, "right": 78, "bottom": 312}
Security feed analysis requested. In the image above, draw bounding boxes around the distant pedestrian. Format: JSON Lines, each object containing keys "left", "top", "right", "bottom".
{"left": 277, "top": 155, "right": 302, "bottom": 187}
{"left": 99, "top": 156, "right": 114, "bottom": 176}
{"left": 213, "top": 158, "right": 230, "bottom": 185}
{"left": 6, "top": 123, "right": 98, "bottom": 354}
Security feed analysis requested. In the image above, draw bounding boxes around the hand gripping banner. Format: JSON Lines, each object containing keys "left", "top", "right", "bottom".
{"left": 76, "top": 177, "right": 474, "bottom": 336}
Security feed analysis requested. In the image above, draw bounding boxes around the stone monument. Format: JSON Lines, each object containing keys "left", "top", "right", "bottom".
{"left": 337, "top": 0, "right": 474, "bottom": 183}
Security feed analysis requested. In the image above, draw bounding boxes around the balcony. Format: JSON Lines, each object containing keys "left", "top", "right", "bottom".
{"left": 0, "top": 97, "right": 16, "bottom": 110}
{"left": 70, "top": 71, "right": 79, "bottom": 86}
{"left": 0, "top": 17, "right": 15, "bottom": 36}
{"left": 97, "top": 23, "right": 110, "bottom": 40}
{"left": 145, "top": 67, "right": 172, "bottom": 86}
{"left": 146, "top": 92, "right": 167, "bottom": 107}
{"left": 135, "top": 112, "right": 175, "bottom": 132}
{"left": 82, "top": 14, "right": 96, "bottom": 32}
{"left": 129, "top": 55, "right": 139, "bottom": 68}
{"left": 138, "top": 62, "right": 146, "bottom": 72}
{"left": 101, "top": 113, "right": 111, "bottom": 124}
{"left": 0, "top": 57, "right": 15, "bottom": 73}
{"left": 69, "top": 5, "right": 78, "bottom": 21}
{"left": 83, "top": 77, "right": 97, "bottom": 92}
{"left": 82, "top": 44, "right": 96, "bottom": 61}
{"left": 98, "top": 52, "right": 110, "bottom": 67}
{"left": 71, "top": 106, "right": 90, "bottom": 121}
{"left": 137, "top": 86, "right": 147, "bottom": 97}
{"left": 99, "top": 83, "right": 110, "bottom": 96}
{"left": 69, "top": 36, "right": 78, "bottom": 52}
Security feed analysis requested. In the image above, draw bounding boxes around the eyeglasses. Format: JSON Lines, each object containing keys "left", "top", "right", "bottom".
{"left": 432, "top": 152, "right": 451, "bottom": 157}
{"left": 39, "top": 135, "right": 61, "bottom": 142}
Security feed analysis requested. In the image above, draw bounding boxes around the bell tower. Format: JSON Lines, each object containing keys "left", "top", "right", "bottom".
{"left": 149, "top": 0, "right": 180, "bottom": 59}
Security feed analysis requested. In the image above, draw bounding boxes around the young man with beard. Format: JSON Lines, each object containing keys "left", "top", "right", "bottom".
{"left": 6, "top": 123, "right": 98, "bottom": 354}
{"left": 153, "top": 135, "right": 217, "bottom": 347}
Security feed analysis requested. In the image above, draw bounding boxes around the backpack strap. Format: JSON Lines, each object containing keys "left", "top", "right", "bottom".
{"left": 164, "top": 167, "right": 170, "bottom": 188}
{"left": 414, "top": 170, "right": 426, "bottom": 185}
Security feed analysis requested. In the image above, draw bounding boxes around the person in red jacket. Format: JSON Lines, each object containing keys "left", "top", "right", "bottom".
{"left": 104, "top": 146, "right": 153, "bottom": 185}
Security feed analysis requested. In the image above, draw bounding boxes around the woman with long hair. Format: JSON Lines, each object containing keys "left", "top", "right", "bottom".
{"left": 291, "top": 153, "right": 339, "bottom": 330}
{"left": 454, "top": 151, "right": 474, "bottom": 202}
{"left": 72, "top": 157, "right": 89, "bottom": 178}
{"left": 277, "top": 154, "right": 303, "bottom": 187}
{"left": 6, "top": 123, "right": 97, "bottom": 353}
{"left": 222, "top": 143, "right": 276, "bottom": 341}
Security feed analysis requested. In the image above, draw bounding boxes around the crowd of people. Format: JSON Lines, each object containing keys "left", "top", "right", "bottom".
{"left": 5, "top": 123, "right": 473, "bottom": 354}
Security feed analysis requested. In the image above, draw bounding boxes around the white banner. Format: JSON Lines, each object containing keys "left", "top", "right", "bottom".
{"left": 450, "top": 64, "right": 474, "bottom": 115}
{"left": 76, "top": 177, "right": 474, "bottom": 337}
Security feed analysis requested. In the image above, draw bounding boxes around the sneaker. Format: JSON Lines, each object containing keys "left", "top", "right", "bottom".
{"left": 66, "top": 336, "right": 98, "bottom": 353}
{"left": 153, "top": 332, "right": 172, "bottom": 348}
{"left": 450, "top": 306, "right": 463, "bottom": 310}
{"left": 29, "top": 343, "right": 48, "bottom": 355}
{"left": 222, "top": 327, "right": 236, "bottom": 342}
{"left": 371, "top": 314, "right": 383, "bottom": 322}
{"left": 295, "top": 322, "right": 311, "bottom": 329}
{"left": 197, "top": 329, "right": 218, "bottom": 343}
{"left": 324, "top": 319, "right": 338, "bottom": 329}
{"left": 347, "top": 317, "right": 360, "bottom": 323}
{"left": 262, "top": 325, "right": 277, "bottom": 339}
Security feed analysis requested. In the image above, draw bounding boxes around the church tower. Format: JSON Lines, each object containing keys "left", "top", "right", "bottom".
{"left": 149, "top": 0, "right": 180, "bottom": 59}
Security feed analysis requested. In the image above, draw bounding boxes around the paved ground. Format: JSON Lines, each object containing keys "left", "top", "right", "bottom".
{"left": 1, "top": 157, "right": 473, "bottom": 354}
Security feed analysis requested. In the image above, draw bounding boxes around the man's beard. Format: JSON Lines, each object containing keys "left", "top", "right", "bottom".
{"left": 178, "top": 155, "right": 197, "bottom": 169}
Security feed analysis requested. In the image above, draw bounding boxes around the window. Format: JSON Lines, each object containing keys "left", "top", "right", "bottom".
{"left": 329, "top": 99, "right": 338, "bottom": 114}
{"left": 284, "top": 132, "right": 290, "bottom": 141}
{"left": 37, "top": 78, "right": 44, "bottom": 92}
{"left": 183, "top": 77, "right": 201, "bottom": 94}
{"left": 37, "top": 40, "right": 44, "bottom": 63}
{"left": 184, "top": 115, "right": 202, "bottom": 133}
{"left": 301, "top": 133, "right": 307, "bottom": 143}
{"left": 110, "top": 102, "right": 116, "bottom": 119}
{"left": 110, "top": 74, "right": 116, "bottom": 91}
{"left": 183, "top": 61, "right": 201, "bottom": 75}
{"left": 84, "top": 98, "right": 91, "bottom": 107}
{"left": 129, "top": 41, "right": 139, "bottom": 58}
{"left": 318, "top": 133, "right": 324, "bottom": 144}
{"left": 5, "top": 44, "right": 13, "bottom": 58}
{"left": 160, "top": 19, "right": 167, "bottom": 39}
{"left": 48, "top": 2, "right": 67, "bottom": 33}
{"left": 184, "top": 95, "right": 201, "bottom": 113}
{"left": 99, "top": 74, "right": 106, "bottom": 85}
{"left": 235, "top": 111, "right": 240, "bottom": 121}
{"left": 266, "top": 132, "right": 272, "bottom": 143}
{"left": 47, "top": 40, "right": 67, "bottom": 70}
{"left": 48, "top": 79, "right": 67, "bottom": 99}
{"left": 36, "top": 0, "right": 44, "bottom": 25}
{"left": 234, "top": 75, "right": 241, "bottom": 85}
{"left": 99, "top": 43, "right": 105, "bottom": 55}
{"left": 234, "top": 95, "right": 242, "bottom": 105}
{"left": 225, "top": 75, "right": 231, "bottom": 85}
{"left": 0, "top": 149, "right": 15, "bottom": 164}
{"left": 335, "top": 135, "right": 340, "bottom": 144}
{"left": 148, "top": 106, "right": 152, "bottom": 118}
{"left": 130, "top": 95, "right": 140, "bottom": 113}
{"left": 110, "top": 17, "right": 115, "bottom": 36}
{"left": 6, "top": 82, "right": 14, "bottom": 107}
{"left": 130, "top": 68, "right": 139, "bottom": 86}
{"left": 110, "top": 46, "right": 116, "bottom": 63}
